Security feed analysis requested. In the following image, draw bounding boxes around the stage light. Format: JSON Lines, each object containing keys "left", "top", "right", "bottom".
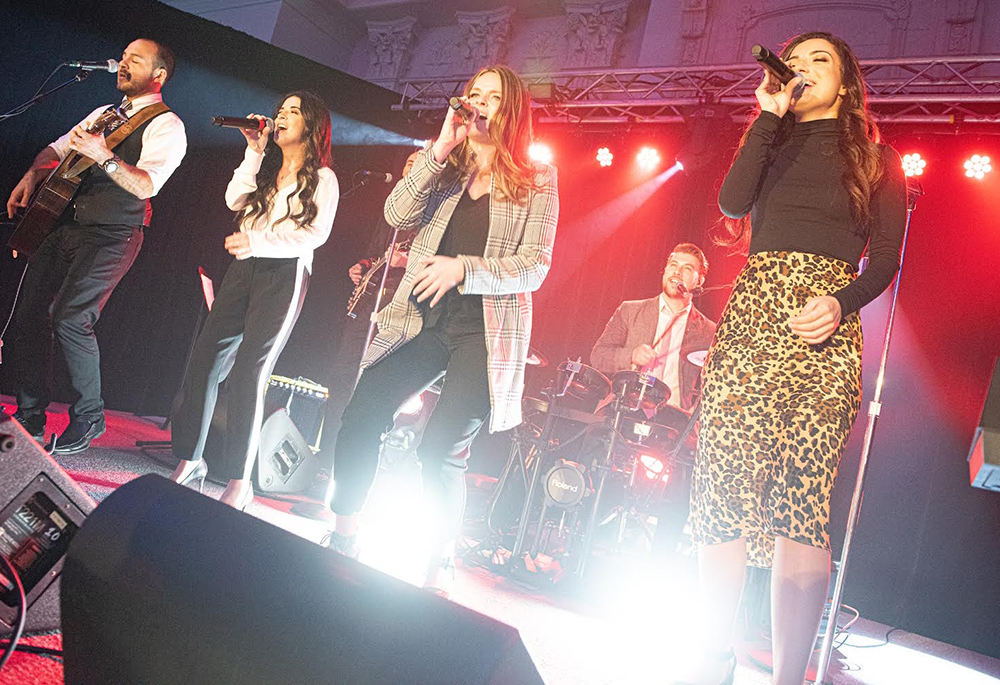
{"left": 412, "top": 138, "right": 429, "bottom": 148}
{"left": 639, "top": 454, "right": 670, "bottom": 483}
{"left": 636, "top": 147, "right": 661, "bottom": 171}
{"left": 528, "top": 142, "right": 553, "bottom": 164}
{"left": 902, "top": 153, "right": 926, "bottom": 177}
{"left": 964, "top": 154, "right": 992, "bottom": 180}
{"left": 596, "top": 147, "right": 614, "bottom": 167}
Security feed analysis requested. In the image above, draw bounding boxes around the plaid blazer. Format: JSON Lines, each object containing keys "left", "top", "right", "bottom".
{"left": 362, "top": 146, "right": 560, "bottom": 432}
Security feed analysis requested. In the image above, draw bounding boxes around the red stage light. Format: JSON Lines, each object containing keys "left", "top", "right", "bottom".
{"left": 528, "top": 142, "right": 553, "bottom": 165}
{"left": 636, "top": 147, "right": 661, "bottom": 171}
{"left": 964, "top": 154, "right": 993, "bottom": 180}
{"left": 902, "top": 153, "right": 926, "bottom": 177}
{"left": 596, "top": 147, "right": 614, "bottom": 167}
{"left": 639, "top": 454, "right": 670, "bottom": 482}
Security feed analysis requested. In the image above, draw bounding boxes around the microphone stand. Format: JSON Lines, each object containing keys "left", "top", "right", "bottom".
{"left": 813, "top": 179, "right": 922, "bottom": 683}
{"left": 0, "top": 69, "right": 90, "bottom": 123}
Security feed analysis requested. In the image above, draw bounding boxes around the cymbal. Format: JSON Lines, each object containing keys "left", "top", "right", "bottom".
{"left": 526, "top": 346, "right": 548, "bottom": 368}
{"left": 686, "top": 350, "right": 708, "bottom": 367}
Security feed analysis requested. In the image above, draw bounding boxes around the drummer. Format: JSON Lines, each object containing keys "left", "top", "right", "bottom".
{"left": 590, "top": 243, "right": 716, "bottom": 561}
{"left": 590, "top": 243, "right": 716, "bottom": 412}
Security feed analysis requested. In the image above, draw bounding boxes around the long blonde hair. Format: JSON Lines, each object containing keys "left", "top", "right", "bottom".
{"left": 445, "top": 65, "right": 539, "bottom": 202}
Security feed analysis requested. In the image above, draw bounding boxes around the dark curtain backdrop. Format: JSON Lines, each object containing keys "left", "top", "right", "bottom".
{"left": 2, "top": 0, "right": 1000, "bottom": 663}
{"left": 0, "top": 0, "right": 411, "bottom": 417}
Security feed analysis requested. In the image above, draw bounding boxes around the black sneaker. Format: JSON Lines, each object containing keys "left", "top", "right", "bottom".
{"left": 51, "top": 415, "right": 106, "bottom": 455}
{"left": 12, "top": 410, "right": 46, "bottom": 442}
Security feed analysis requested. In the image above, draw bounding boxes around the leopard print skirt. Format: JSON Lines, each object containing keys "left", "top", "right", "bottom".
{"left": 690, "top": 251, "right": 863, "bottom": 568}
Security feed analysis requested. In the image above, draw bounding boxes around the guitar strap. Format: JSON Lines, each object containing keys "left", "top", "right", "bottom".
{"left": 64, "top": 102, "right": 172, "bottom": 179}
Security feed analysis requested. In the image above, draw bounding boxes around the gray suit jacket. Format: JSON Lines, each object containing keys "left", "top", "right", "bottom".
{"left": 590, "top": 296, "right": 717, "bottom": 411}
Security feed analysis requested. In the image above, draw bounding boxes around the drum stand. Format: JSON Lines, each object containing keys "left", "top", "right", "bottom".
{"left": 599, "top": 457, "right": 656, "bottom": 548}
{"left": 813, "top": 181, "right": 922, "bottom": 683}
{"left": 504, "top": 360, "right": 586, "bottom": 562}
{"left": 576, "top": 372, "right": 659, "bottom": 577}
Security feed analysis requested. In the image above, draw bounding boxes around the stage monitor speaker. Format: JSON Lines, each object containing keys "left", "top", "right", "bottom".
{"left": 969, "top": 356, "right": 1000, "bottom": 492}
{"left": 0, "top": 414, "right": 94, "bottom": 632}
{"left": 60, "top": 475, "right": 543, "bottom": 685}
{"left": 255, "top": 407, "right": 318, "bottom": 494}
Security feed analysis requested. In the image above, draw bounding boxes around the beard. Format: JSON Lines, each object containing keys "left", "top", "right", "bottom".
{"left": 116, "top": 70, "right": 150, "bottom": 97}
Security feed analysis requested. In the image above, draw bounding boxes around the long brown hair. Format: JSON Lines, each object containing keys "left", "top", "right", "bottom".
{"left": 445, "top": 65, "right": 539, "bottom": 202}
{"left": 719, "top": 32, "right": 884, "bottom": 251}
{"left": 241, "top": 91, "right": 333, "bottom": 230}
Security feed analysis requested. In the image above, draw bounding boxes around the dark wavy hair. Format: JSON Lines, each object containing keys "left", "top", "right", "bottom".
{"left": 240, "top": 91, "right": 333, "bottom": 231}
{"left": 444, "top": 65, "right": 540, "bottom": 203}
{"left": 719, "top": 32, "right": 885, "bottom": 252}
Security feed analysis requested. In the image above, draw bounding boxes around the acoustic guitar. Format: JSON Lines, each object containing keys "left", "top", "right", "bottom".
{"left": 7, "top": 106, "right": 129, "bottom": 257}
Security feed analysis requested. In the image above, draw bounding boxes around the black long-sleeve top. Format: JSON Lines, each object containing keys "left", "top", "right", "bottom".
{"left": 718, "top": 111, "right": 907, "bottom": 316}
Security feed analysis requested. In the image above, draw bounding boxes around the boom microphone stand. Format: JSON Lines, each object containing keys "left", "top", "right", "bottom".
{"left": 813, "top": 179, "right": 923, "bottom": 683}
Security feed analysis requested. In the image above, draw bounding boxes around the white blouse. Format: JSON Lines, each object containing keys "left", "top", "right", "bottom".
{"left": 50, "top": 93, "right": 187, "bottom": 196}
{"left": 225, "top": 147, "right": 339, "bottom": 273}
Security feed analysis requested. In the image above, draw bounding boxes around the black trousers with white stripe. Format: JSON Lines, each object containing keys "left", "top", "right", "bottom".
{"left": 171, "top": 257, "right": 308, "bottom": 481}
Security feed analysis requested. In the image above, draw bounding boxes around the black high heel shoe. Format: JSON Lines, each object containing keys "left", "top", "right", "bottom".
{"left": 670, "top": 650, "right": 736, "bottom": 685}
{"left": 172, "top": 459, "right": 208, "bottom": 493}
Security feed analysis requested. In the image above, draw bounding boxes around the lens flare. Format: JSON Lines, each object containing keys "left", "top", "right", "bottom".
{"left": 529, "top": 142, "right": 553, "bottom": 165}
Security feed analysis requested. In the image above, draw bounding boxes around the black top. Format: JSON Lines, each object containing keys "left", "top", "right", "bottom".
{"left": 422, "top": 190, "right": 489, "bottom": 331}
{"left": 718, "top": 111, "right": 907, "bottom": 316}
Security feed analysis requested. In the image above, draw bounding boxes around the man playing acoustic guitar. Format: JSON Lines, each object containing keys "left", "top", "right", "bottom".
{"left": 3, "top": 38, "right": 187, "bottom": 454}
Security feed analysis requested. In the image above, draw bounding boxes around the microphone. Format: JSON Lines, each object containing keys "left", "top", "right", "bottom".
{"left": 358, "top": 171, "right": 393, "bottom": 184}
{"left": 65, "top": 59, "right": 119, "bottom": 73}
{"left": 211, "top": 116, "right": 275, "bottom": 132}
{"left": 673, "top": 281, "right": 703, "bottom": 296}
{"left": 751, "top": 45, "right": 806, "bottom": 89}
{"left": 448, "top": 97, "right": 486, "bottom": 121}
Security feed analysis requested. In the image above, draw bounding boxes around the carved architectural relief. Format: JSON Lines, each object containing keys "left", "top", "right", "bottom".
{"left": 565, "top": 0, "right": 632, "bottom": 68}
{"left": 366, "top": 16, "right": 418, "bottom": 85}
{"left": 457, "top": 7, "right": 515, "bottom": 67}
{"left": 680, "top": 0, "right": 710, "bottom": 65}
{"left": 728, "top": 1, "right": 912, "bottom": 61}
{"left": 946, "top": 0, "right": 979, "bottom": 54}
{"left": 521, "top": 25, "right": 566, "bottom": 73}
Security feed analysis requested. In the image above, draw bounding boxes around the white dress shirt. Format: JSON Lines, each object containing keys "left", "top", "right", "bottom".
{"left": 225, "top": 147, "right": 340, "bottom": 273}
{"left": 652, "top": 294, "right": 691, "bottom": 409}
{"left": 49, "top": 93, "right": 187, "bottom": 196}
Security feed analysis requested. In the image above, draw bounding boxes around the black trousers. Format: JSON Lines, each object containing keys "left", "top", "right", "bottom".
{"left": 4, "top": 221, "right": 143, "bottom": 421}
{"left": 171, "top": 257, "right": 308, "bottom": 481}
{"left": 331, "top": 325, "right": 492, "bottom": 546}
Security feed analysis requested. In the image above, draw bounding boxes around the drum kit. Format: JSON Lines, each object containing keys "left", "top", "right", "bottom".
{"left": 485, "top": 347, "right": 707, "bottom": 580}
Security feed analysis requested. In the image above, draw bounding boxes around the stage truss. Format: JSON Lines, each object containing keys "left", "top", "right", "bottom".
{"left": 391, "top": 55, "right": 1000, "bottom": 126}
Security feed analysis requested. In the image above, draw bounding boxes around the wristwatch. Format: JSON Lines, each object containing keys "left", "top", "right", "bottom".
{"left": 101, "top": 154, "right": 122, "bottom": 173}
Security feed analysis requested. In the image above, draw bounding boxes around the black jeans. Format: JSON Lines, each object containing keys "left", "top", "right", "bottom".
{"left": 331, "top": 325, "right": 492, "bottom": 546}
{"left": 171, "top": 257, "right": 308, "bottom": 481}
{"left": 4, "top": 221, "right": 143, "bottom": 421}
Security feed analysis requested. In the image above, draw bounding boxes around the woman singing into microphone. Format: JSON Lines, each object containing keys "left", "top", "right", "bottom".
{"left": 683, "top": 33, "right": 906, "bottom": 685}
{"left": 169, "top": 91, "right": 339, "bottom": 509}
{"left": 324, "top": 65, "right": 559, "bottom": 597}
